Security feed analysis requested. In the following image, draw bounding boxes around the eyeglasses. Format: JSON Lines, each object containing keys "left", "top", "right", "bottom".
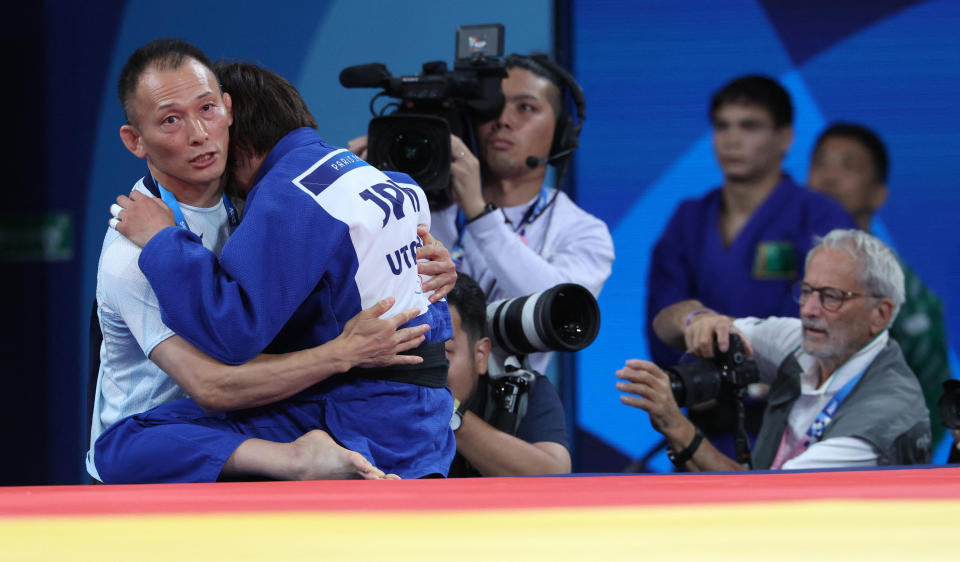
{"left": 791, "top": 281, "right": 877, "bottom": 312}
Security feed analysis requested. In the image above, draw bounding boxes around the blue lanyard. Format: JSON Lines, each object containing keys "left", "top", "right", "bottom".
{"left": 802, "top": 367, "right": 868, "bottom": 448}
{"left": 450, "top": 185, "right": 551, "bottom": 267}
{"left": 451, "top": 211, "right": 469, "bottom": 268}
{"left": 152, "top": 174, "right": 239, "bottom": 234}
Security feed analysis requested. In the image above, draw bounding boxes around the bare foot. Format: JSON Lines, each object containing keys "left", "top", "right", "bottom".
{"left": 291, "top": 430, "right": 387, "bottom": 480}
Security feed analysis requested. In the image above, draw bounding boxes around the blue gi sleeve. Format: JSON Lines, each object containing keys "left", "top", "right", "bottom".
{"left": 139, "top": 187, "right": 347, "bottom": 364}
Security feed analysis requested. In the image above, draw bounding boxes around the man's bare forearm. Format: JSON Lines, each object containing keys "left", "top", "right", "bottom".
{"left": 150, "top": 335, "right": 350, "bottom": 412}
{"left": 652, "top": 299, "right": 710, "bottom": 351}
{"left": 659, "top": 417, "right": 744, "bottom": 472}
{"left": 455, "top": 412, "right": 571, "bottom": 476}
{"left": 148, "top": 300, "right": 425, "bottom": 412}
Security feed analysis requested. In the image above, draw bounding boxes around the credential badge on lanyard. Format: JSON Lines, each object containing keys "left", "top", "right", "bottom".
{"left": 802, "top": 367, "right": 867, "bottom": 449}
{"left": 451, "top": 185, "right": 551, "bottom": 267}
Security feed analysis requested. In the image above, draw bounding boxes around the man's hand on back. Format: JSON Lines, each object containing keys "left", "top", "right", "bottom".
{"left": 111, "top": 190, "right": 176, "bottom": 248}
{"left": 347, "top": 136, "right": 369, "bottom": 160}
{"left": 338, "top": 297, "right": 429, "bottom": 369}
{"left": 416, "top": 225, "right": 457, "bottom": 302}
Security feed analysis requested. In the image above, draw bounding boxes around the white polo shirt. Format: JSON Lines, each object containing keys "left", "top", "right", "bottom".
{"left": 734, "top": 316, "right": 887, "bottom": 469}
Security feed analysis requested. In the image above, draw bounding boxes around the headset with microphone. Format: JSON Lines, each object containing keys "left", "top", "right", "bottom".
{"left": 518, "top": 54, "right": 587, "bottom": 190}
{"left": 451, "top": 55, "right": 587, "bottom": 261}
{"left": 524, "top": 147, "right": 576, "bottom": 169}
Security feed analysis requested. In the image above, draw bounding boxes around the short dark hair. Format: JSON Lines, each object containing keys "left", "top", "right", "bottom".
{"left": 504, "top": 53, "right": 563, "bottom": 118}
{"left": 709, "top": 74, "right": 793, "bottom": 128}
{"left": 814, "top": 122, "right": 889, "bottom": 183}
{"left": 446, "top": 273, "right": 487, "bottom": 344}
{"left": 213, "top": 61, "right": 317, "bottom": 170}
{"left": 117, "top": 38, "right": 215, "bottom": 125}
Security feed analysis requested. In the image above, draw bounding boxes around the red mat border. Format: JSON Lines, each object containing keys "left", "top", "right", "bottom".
{"left": 2, "top": 467, "right": 958, "bottom": 517}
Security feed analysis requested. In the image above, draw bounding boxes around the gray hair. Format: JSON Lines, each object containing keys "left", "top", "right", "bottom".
{"left": 805, "top": 229, "right": 905, "bottom": 325}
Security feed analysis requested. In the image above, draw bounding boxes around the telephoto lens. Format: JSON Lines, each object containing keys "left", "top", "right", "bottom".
{"left": 485, "top": 283, "right": 600, "bottom": 356}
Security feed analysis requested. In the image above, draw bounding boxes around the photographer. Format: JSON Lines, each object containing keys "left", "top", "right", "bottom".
{"left": 351, "top": 53, "right": 614, "bottom": 373}
{"left": 446, "top": 274, "right": 570, "bottom": 477}
{"left": 807, "top": 122, "right": 952, "bottom": 444}
{"left": 618, "top": 229, "right": 930, "bottom": 471}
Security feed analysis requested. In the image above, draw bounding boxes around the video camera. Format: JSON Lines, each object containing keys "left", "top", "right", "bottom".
{"left": 340, "top": 24, "right": 507, "bottom": 207}
{"left": 480, "top": 283, "right": 601, "bottom": 434}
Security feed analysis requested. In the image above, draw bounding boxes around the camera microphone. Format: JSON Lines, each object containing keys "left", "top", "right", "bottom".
{"left": 339, "top": 63, "right": 391, "bottom": 89}
{"left": 525, "top": 147, "right": 576, "bottom": 169}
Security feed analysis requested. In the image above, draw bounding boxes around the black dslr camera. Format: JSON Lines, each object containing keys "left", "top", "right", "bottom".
{"left": 340, "top": 24, "right": 507, "bottom": 206}
{"left": 665, "top": 333, "right": 759, "bottom": 408}
{"left": 665, "top": 333, "right": 759, "bottom": 467}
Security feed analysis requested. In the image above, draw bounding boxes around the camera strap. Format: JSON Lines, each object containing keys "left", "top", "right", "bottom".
{"left": 144, "top": 172, "right": 239, "bottom": 234}
{"left": 508, "top": 185, "right": 552, "bottom": 236}
{"left": 483, "top": 369, "right": 536, "bottom": 435}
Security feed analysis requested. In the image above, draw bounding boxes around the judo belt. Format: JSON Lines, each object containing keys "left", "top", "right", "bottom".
{"left": 349, "top": 342, "right": 448, "bottom": 388}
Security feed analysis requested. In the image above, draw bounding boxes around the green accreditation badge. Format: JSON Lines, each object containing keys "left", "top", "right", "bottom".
{"left": 752, "top": 241, "right": 796, "bottom": 280}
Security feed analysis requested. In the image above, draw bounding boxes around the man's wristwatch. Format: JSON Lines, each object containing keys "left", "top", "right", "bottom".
{"left": 449, "top": 399, "right": 469, "bottom": 431}
{"left": 666, "top": 426, "right": 703, "bottom": 468}
{"left": 465, "top": 202, "right": 496, "bottom": 224}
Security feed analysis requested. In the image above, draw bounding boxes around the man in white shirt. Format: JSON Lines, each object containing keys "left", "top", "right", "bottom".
{"left": 351, "top": 54, "right": 614, "bottom": 374}
{"left": 617, "top": 228, "right": 930, "bottom": 471}
{"left": 91, "top": 39, "right": 451, "bottom": 482}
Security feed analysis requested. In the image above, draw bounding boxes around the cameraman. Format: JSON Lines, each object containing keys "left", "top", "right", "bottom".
{"left": 446, "top": 274, "right": 570, "bottom": 477}
{"left": 351, "top": 54, "right": 614, "bottom": 373}
{"left": 617, "top": 229, "right": 930, "bottom": 471}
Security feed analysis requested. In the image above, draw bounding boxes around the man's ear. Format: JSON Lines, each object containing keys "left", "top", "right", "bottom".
{"left": 222, "top": 91, "right": 233, "bottom": 127}
{"left": 871, "top": 298, "right": 894, "bottom": 336}
{"left": 474, "top": 336, "right": 492, "bottom": 376}
{"left": 778, "top": 124, "right": 795, "bottom": 157}
{"left": 119, "top": 124, "right": 146, "bottom": 159}
{"left": 869, "top": 183, "right": 889, "bottom": 216}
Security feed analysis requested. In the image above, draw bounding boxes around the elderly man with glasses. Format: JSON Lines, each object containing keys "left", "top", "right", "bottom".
{"left": 617, "top": 228, "right": 931, "bottom": 471}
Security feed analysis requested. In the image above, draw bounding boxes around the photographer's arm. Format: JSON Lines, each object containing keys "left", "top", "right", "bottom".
{"left": 455, "top": 412, "right": 571, "bottom": 476}
{"left": 617, "top": 359, "right": 743, "bottom": 472}
{"left": 653, "top": 300, "right": 752, "bottom": 359}
{"left": 150, "top": 299, "right": 428, "bottom": 412}
{"left": 346, "top": 136, "right": 369, "bottom": 160}
{"left": 448, "top": 135, "right": 488, "bottom": 220}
